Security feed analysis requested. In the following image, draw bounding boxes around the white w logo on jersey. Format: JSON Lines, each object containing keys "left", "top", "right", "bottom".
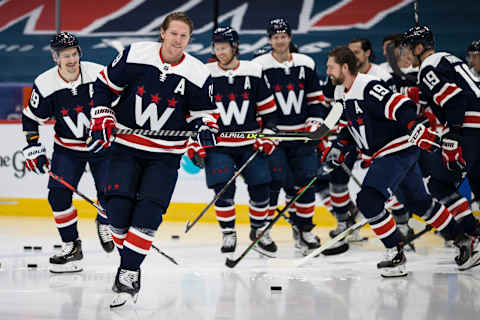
{"left": 63, "top": 113, "right": 90, "bottom": 138}
{"left": 216, "top": 100, "right": 250, "bottom": 126}
{"left": 135, "top": 95, "right": 175, "bottom": 130}
{"left": 349, "top": 125, "right": 369, "bottom": 150}
{"left": 275, "top": 90, "right": 304, "bottom": 115}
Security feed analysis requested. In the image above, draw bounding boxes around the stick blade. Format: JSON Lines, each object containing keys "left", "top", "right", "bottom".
{"left": 184, "top": 220, "right": 191, "bottom": 233}
{"left": 225, "top": 257, "right": 238, "bottom": 268}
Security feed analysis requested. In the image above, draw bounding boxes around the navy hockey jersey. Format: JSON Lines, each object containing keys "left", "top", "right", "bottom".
{"left": 94, "top": 41, "right": 217, "bottom": 154}
{"left": 252, "top": 52, "right": 327, "bottom": 131}
{"left": 22, "top": 61, "right": 103, "bottom": 151}
{"left": 418, "top": 52, "right": 480, "bottom": 129}
{"left": 334, "top": 73, "right": 418, "bottom": 161}
{"left": 206, "top": 60, "right": 276, "bottom": 147}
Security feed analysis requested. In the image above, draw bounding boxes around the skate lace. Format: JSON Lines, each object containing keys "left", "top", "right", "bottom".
{"left": 260, "top": 228, "right": 273, "bottom": 245}
{"left": 301, "top": 231, "right": 317, "bottom": 243}
{"left": 119, "top": 270, "right": 139, "bottom": 288}
{"left": 223, "top": 233, "right": 236, "bottom": 247}
{"left": 60, "top": 242, "right": 75, "bottom": 256}
{"left": 383, "top": 247, "right": 398, "bottom": 261}
{"left": 98, "top": 223, "right": 113, "bottom": 242}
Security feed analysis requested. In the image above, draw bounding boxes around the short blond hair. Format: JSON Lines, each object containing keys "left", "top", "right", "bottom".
{"left": 159, "top": 12, "right": 194, "bottom": 42}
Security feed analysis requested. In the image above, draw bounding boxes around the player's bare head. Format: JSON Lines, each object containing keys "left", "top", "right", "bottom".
{"left": 467, "top": 40, "right": 480, "bottom": 73}
{"left": 159, "top": 12, "right": 193, "bottom": 42}
{"left": 348, "top": 38, "right": 374, "bottom": 68}
{"left": 382, "top": 33, "right": 402, "bottom": 57}
{"left": 159, "top": 12, "right": 193, "bottom": 60}
{"left": 267, "top": 18, "right": 292, "bottom": 54}
{"left": 327, "top": 46, "right": 358, "bottom": 85}
{"left": 212, "top": 26, "right": 239, "bottom": 65}
{"left": 50, "top": 32, "right": 81, "bottom": 73}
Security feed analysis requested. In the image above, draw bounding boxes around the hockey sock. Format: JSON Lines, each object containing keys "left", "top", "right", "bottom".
{"left": 48, "top": 188, "right": 78, "bottom": 242}
{"left": 329, "top": 183, "right": 352, "bottom": 223}
{"left": 214, "top": 184, "right": 236, "bottom": 231}
{"left": 247, "top": 183, "right": 269, "bottom": 228}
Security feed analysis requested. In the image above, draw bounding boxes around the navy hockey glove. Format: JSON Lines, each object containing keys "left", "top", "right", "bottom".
{"left": 196, "top": 119, "right": 219, "bottom": 148}
{"left": 441, "top": 132, "right": 466, "bottom": 173}
{"left": 253, "top": 129, "right": 278, "bottom": 155}
{"left": 407, "top": 121, "right": 440, "bottom": 152}
{"left": 320, "top": 140, "right": 349, "bottom": 172}
{"left": 186, "top": 140, "right": 206, "bottom": 169}
{"left": 22, "top": 143, "right": 49, "bottom": 174}
{"left": 87, "top": 106, "right": 116, "bottom": 153}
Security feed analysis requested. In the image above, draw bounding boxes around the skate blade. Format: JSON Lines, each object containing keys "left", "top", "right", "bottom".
{"left": 379, "top": 265, "right": 408, "bottom": 278}
{"left": 49, "top": 262, "right": 83, "bottom": 274}
{"left": 252, "top": 246, "right": 276, "bottom": 259}
{"left": 110, "top": 292, "right": 138, "bottom": 309}
{"left": 458, "top": 252, "right": 480, "bottom": 271}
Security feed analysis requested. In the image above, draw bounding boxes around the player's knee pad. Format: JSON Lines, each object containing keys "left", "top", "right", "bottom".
{"left": 427, "top": 176, "right": 456, "bottom": 200}
{"left": 47, "top": 188, "right": 73, "bottom": 211}
{"left": 356, "top": 187, "right": 386, "bottom": 219}
{"left": 131, "top": 198, "right": 166, "bottom": 231}
{"left": 107, "top": 196, "right": 135, "bottom": 229}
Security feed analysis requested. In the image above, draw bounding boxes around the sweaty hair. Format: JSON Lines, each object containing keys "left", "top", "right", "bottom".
{"left": 349, "top": 37, "right": 375, "bottom": 62}
{"left": 159, "top": 12, "right": 194, "bottom": 42}
{"left": 328, "top": 46, "right": 359, "bottom": 75}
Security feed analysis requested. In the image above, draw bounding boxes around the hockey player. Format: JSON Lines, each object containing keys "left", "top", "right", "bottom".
{"left": 190, "top": 26, "right": 278, "bottom": 257}
{"left": 21, "top": 32, "right": 114, "bottom": 273}
{"left": 88, "top": 12, "right": 218, "bottom": 308}
{"left": 467, "top": 40, "right": 480, "bottom": 79}
{"left": 348, "top": 38, "right": 395, "bottom": 91}
{"left": 325, "top": 46, "right": 480, "bottom": 277}
{"left": 252, "top": 18, "right": 328, "bottom": 255}
{"left": 401, "top": 26, "right": 480, "bottom": 236}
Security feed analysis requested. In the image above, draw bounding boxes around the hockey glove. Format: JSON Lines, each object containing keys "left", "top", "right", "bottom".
{"left": 253, "top": 129, "right": 278, "bottom": 155}
{"left": 196, "top": 117, "right": 219, "bottom": 148}
{"left": 441, "top": 132, "right": 466, "bottom": 173}
{"left": 23, "top": 143, "right": 49, "bottom": 174}
{"left": 305, "top": 119, "right": 324, "bottom": 133}
{"left": 186, "top": 140, "right": 206, "bottom": 169}
{"left": 320, "top": 140, "right": 349, "bottom": 172}
{"left": 87, "top": 106, "right": 116, "bottom": 153}
{"left": 407, "top": 121, "right": 440, "bottom": 152}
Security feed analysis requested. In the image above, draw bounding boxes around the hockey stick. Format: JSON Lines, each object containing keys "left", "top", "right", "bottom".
{"left": 225, "top": 176, "right": 318, "bottom": 268}
{"left": 48, "top": 171, "right": 104, "bottom": 213}
{"left": 48, "top": 171, "right": 179, "bottom": 265}
{"left": 151, "top": 244, "right": 179, "bottom": 265}
{"left": 414, "top": 0, "right": 419, "bottom": 26}
{"left": 116, "top": 128, "right": 328, "bottom": 141}
{"left": 184, "top": 150, "right": 261, "bottom": 233}
{"left": 294, "top": 218, "right": 369, "bottom": 267}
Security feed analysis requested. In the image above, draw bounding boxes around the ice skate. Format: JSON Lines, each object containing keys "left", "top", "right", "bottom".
{"left": 49, "top": 239, "right": 83, "bottom": 273}
{"left": 96, "top": 219, "right": 114, "bottom": 253}
{"left": 377, "top": 245, "right": 407, "bottom": 278}
{"left": 455, "top": 235, "right": 480, "bottom": 271}
{"left": 110, "top": 268, "right": 141, "bottom": 308}
{"left": 295, "top": 228, "right": 321, "bottom": 256}
{"left": 323, "top": 221, "right": 350, "bottom": 255}
{"left": 221, "top": 230, "right": 237, "bottom": 255}
{"left": 250, "top": 226, "right": 277, "bottom": 258}
{"left": 397, "top": 223, "right": 415, "bottom": 252}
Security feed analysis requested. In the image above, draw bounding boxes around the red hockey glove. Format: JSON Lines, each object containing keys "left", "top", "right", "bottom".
{"left": 87, "top": 106, "right": 116, "bottom": 153}
{"left": 320, "top": 140, "right": 349, "bottom": 171}
{"left": 305, "top": 119, "right": 323, "bottom": 133}
{"left": 22, "top": 143, "right": 50, "bottom": 174}
{"left": 186, "top": 140, "right": 206, "bottom": 169}
{"left": 407, "top": 121, "right": 440, "bottom": 152}
{"left": 253, "top": 137, "right": 277, "bottom": 156}
{"left": 196, "top": 117, "right": 219, "bottom": 148}
{"left": 441, "top": 133, "right": 466, "bottom": 173}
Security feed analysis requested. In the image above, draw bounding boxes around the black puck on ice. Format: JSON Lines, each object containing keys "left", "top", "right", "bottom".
{"left": 270, "top": 286, "right": 282, "bottom": 291}
{"left": 53, "top": 244, "right": 62, "bottom": 249}
{"left": 27, "top": 263, "right": 37, "bottom": 268}
{"left": 171, "top": 235, "right": 180, "bottom": 240}
{"left": 23, "top": 246, "right": 32, "bottom": 250}
{"left": 33, "top": 246, "right": 42, "bottom": 250}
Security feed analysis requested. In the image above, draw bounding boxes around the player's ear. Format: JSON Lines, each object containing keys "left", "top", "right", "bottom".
{"left": 51, "top": 52, "right": 58, "bottom": 65}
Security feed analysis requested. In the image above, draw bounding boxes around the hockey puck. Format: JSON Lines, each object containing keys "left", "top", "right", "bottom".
{"left": 171, "top": 235, "right": 180, "bottom": 240}
{"left": 270, "top": 286, "right": 282, "bottom": 291}
{"left": 33, "top": 246, "right": 42, "bottom": 250}
{"left": 23, "top": 246, "right": 32, "bottom": 250}
{"left": 53, "top": 244, "right": 62, "bottom": 249}
{"left": 27, "top": 263, "right": 37, "bottom": 268}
